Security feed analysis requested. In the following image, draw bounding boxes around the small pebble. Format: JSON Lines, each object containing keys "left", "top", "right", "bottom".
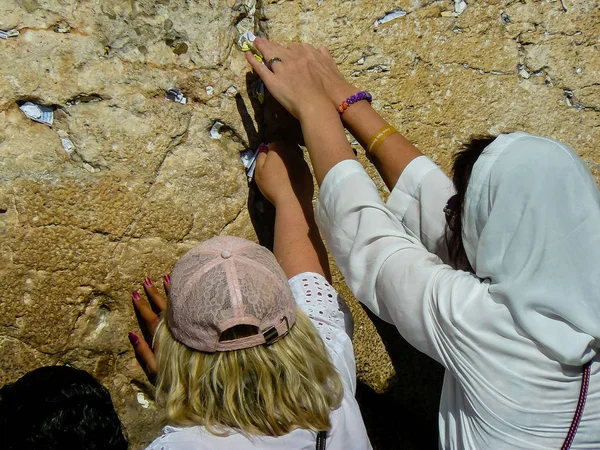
{"left": 83, "top": 163, "right": 97, "bottom": 173}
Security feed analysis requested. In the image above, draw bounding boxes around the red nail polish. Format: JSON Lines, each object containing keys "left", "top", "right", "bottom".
{"left": 164, "top": 274, "right": 171, "bottom": 284}
{"left": 258, "top": 144, "right": 268, "bottom": 154}
{"left": 144, "top": 277, "right": 153, "bottom": 287}
{"left": 132, "top": 290, "right": 141, "bottom": 300}
{"left": 128, "top": 332, "right": 139, "bottom": 345}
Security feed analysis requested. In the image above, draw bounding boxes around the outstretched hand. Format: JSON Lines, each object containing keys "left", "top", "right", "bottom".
{"left": 246, "top": 38, "right": 358, "bottom": 119}
{"left": 128, "top": 276, "right": 170, "bottom": 383}
{"left": 255, "top": 142, "right": 314, "bottom": 210}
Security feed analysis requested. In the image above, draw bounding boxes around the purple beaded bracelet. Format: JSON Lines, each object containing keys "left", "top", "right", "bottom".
{"left": 337, "top": 91, "right": 373, "bottom": 116}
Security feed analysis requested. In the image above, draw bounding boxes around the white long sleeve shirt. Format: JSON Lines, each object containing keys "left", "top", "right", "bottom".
{"left": 315, "top": 156, "right": 600, "bottom": 449}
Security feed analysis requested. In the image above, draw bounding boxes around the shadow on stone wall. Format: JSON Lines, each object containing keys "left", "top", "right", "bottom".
{"left": 357, "top": 309, "right": 444, "bottom": 449}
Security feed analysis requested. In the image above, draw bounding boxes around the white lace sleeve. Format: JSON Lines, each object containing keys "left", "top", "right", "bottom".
{"left": 288, "top": 272, "right": 357, "bottom": 393}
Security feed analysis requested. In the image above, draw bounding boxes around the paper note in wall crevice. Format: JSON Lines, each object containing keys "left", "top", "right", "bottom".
{"left": 165, "top": 88, "right": 187, "bottom": 104}
{"left": 209, "top": 121, "right": 225, "bottom": 139}
{"left": 20, "top": 102, "right": 54, "bottom": 126}
{"left": 0, "top": 28, "right": 19, "bottom": 39}
{"left": 240, "top": 143, "right": 266, "bottom": 182}
{"left": 237, "top": 31, "right": 263, "bottom": 63}
{"left": 374, "top": 9, "right": 407, "bottom": 28}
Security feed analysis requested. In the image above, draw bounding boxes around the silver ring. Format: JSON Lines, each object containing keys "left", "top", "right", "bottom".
{"left": 267, "top": 57, "right": 283, "bottom": 70}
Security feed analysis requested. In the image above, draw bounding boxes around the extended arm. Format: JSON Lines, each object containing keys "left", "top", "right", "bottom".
{"left": 255, "top": 142, "right": 331, "bottom": 282}
{"left": 249, "top": 39, "right": 422, "bottom": 190}
{"left": 247, "top": 40, "right": 454, "bottom": 260}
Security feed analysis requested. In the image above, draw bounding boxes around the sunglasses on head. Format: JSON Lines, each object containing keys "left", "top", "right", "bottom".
{"left": 444, "top": 194, "right": 459, "bottom": 231}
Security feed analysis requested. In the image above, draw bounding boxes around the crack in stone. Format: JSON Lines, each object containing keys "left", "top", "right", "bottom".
{"left": 218, "top": 205, "right": 245, "bottom": 235}
{"left": 15, "top": 222, "right": 118, "bottom": 239}
{"left": 113, "top": 54, "right": 224, "bottom": 73}
{"left": 443, "top": 62, "right": 509, "bottom": 76}
{"left": 178, "top": 213, "right": 196, "bottom": 242}
{"left": 0, "top": 334, "right": 62, "bottom": 358}
{"left": 19, "top": 25, "right": 92, "bottom": 37}
{"left": 559, "top": 0, "right": 567, "bottom": 12}
{"left": 121, "top": 113, "right": 192, "bottom": 239}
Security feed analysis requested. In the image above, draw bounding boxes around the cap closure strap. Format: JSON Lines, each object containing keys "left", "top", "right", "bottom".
{"left": 263, "top": 317, "right": 290, "bottom": 345}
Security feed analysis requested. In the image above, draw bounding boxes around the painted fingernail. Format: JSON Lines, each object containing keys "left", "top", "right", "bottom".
{"left": 164, "top": 274, "right": 171, "bottom": 284}
{"left": 258, "top": 144, "right": 268, "bottom": 154}
{"left": 144, "top": 277, "right": 153, "bottom": 287}
{"left": 128, "top": 332, "right": 139, "bottom": 345}
{"left": 132, "top": 290, "right": 141, "bottom": 300}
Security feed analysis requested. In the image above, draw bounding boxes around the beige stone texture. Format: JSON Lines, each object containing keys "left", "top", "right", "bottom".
{"left": 0, "top": 0, "right": 598, "bottom": 448}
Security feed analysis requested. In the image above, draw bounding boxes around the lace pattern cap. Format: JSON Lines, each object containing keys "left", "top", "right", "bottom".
{"left": 168, "top": 236, "right": 297, "bottom": 352}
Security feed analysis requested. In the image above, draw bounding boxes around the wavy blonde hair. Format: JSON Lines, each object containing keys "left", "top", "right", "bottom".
{"left": 154, "top": 308, "right": 343, "bottom": 436}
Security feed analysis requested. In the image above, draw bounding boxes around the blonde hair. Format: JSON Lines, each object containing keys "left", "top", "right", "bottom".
{"left": 154, "top": 308, "right": 343, "bottom": 436}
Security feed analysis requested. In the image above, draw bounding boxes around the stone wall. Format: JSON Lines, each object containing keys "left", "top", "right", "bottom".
{"left": 0, "top": 1, "right": 598, "bottom": 448}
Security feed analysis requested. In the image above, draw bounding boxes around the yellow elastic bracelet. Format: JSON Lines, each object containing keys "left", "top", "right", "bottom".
{"left": 367, "top": 125, "right": 399, "bottom": 154}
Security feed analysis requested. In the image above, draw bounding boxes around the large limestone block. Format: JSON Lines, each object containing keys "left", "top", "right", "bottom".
{"left": 0, "top": 1, "right": 598, "bottom": 448}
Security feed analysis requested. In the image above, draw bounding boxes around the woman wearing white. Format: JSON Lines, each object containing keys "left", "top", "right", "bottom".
{"left": 247, "top": 39, "right": 600, "bottom": 449}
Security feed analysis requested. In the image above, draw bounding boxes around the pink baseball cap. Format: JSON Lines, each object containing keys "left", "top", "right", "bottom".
{"left": 167, "top": 236, "right": 297, "bottom": 352}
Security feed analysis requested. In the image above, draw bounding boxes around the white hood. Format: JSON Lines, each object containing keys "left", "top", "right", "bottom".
{"left": 463, "top": 132, "right": 600, "bottom": 366}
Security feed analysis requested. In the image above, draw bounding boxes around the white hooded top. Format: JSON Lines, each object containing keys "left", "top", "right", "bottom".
{"left": 463, "top": 133, "right": 600, "bottom": 366}
{"left": 315, "top": 132, "right": 600, "bottom": 449}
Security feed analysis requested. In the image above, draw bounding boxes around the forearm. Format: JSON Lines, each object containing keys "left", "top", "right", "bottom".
{"left": 273, "top": 201, "right": 332, "bottom": 282}
{"left": 330, "top": 86, "right": 423, "bottom": 190}
{"left": 315, "top": 161, "right": 443, "bottom": 326}
{"left": 298, "top": 100, "right": 357, "bottom": 186}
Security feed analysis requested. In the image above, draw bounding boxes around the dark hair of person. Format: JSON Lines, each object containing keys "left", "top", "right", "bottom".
{"left": 0, "top": 365, "right": 128, "bottom": 450}
{"left": 445, "top": 137, "right": 497, "bottom": 273}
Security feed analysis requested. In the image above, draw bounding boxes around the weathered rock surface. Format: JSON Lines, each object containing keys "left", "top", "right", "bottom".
{"left": 1, "top": 1, "right": 598, "bottom": 448}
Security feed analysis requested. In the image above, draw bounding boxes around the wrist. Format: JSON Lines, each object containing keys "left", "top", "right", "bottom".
{"left": 297, "top": 98, "right": 339, "bottom": 123}
{"left": 329, "top": 81, "right": 360, "bottom": 109}
{"left": 273, "top": 192, "right": 313, "bottom": 212}
{"left": 275, "top": 197, "right": 315, "bottom": 226}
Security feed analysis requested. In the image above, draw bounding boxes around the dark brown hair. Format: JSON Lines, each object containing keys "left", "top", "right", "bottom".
{"left": 445, "top": 137, "right": 497, "bottom": 273}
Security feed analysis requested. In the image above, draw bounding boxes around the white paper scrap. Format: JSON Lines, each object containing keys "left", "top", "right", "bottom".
{"left": 240, "top": 148, "right": 259, "bottom": 169}
{"left": 240, "top": 144, "right": 266, "bottom": 182}
{"left": 209, "top": 121, "right": 224, "bottom": 140}
{"left": 20, "top": 102, "right": 54, "bottom": 126}
{"left": 518, "top": 64, "right": 531, "bottom": 79}
{"left": 0, "top": 29, "right": 19, "bottom": 39}
{"left": 165, "top": 88, "right": 187, "bottom": 104}
{"left": 374, "top": 9, "right": 407, "bottom": 28}
{"left": 136, "top": 392, "right": 150, "bottom": 409}
{"left": 246, "top": 157, "right": 258, "bottom": 181}
{"left": 454, "top": 0, "right": 467, "bottom": 15}
{"left": 238, "top": 0, "right": 256, "bottom": 15}
{"left": 57, "top": 130, "right": 75, "bottom": 154}
{"left": 237, "top": 31, "right": 257, "bottom": 51}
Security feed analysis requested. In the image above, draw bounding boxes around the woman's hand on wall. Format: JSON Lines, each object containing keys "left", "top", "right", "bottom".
{"left": 255, "top": 142, "right": 314, "bottom": 211}
{"left": 247, "top": 38, "right": 357, "bottom": 119}
{"left": 128, "top": 275, "right": 170, "bottom": 383}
